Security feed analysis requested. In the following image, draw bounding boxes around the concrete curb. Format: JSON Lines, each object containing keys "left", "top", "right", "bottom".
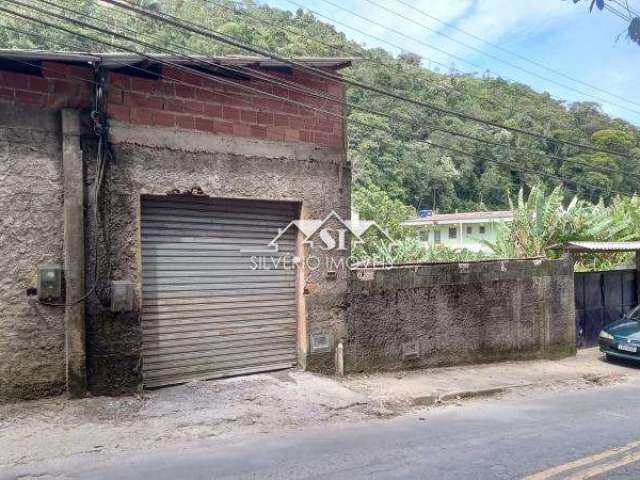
{"left": 403, "top": 373, "right": 624, "bottom": 409}
{"left": 409, "top": 386, "right": 517, "bottom": 408}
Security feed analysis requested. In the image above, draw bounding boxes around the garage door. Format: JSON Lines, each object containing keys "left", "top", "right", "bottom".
{"left": 141, "top": 196, "right": 298, "bottom": 388}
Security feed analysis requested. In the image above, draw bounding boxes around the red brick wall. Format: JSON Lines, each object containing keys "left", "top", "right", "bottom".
{"left": 0, "top": 62, "right": 93, "bottom": 110}
{"left": 0, "top": 62, "right": 345, "bottom": 148}
{"left": 106, "top": 66, "right": 345, "bottom": 148}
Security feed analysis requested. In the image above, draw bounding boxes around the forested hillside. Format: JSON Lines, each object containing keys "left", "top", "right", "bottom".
{"left": 2, "top": 0, "right": 639, "bottom": 214}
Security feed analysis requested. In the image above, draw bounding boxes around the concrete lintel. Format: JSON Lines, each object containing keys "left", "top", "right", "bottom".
{"left": 62, "top": 108, "right": 87, "bottom": 398}
{"left": 108, "top": 122, "right": 343, "bottom": 162}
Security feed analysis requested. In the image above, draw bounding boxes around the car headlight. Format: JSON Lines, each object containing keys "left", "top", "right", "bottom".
{"left": 599, "top": 330, "right": 614, "bottom": 340}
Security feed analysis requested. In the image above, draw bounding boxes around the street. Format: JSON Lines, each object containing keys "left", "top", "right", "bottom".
{"left": 6, "top": 376, "right": 640, "bottom": 480}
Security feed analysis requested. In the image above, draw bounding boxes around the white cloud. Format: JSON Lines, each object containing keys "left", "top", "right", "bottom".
{"left": 264, "top": 0, "right": 470, "bottom": 55}
{"left": 351, "top": 0, "right": 578, "bottom": 65}
{"left": 267, "top": 0, "right": 580, "bottom": 71}
{"left": 452, "top": 0, "right": 577, "bottom": 49}
{"left": 263, "top": 0, "right": 640, "bottom": 124}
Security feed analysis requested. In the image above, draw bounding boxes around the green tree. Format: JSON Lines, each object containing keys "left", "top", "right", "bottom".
{"left": 484, "top": 185, "right": 640, "bottom": 270}
{"left": 2, "top": 0, "right": 639, "bottom": 218}
{"left": 351, "top": 184, "right": 415, "bottom": 240}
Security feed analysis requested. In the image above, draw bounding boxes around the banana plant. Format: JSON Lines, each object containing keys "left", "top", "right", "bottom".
{"left": 484, "top": 185, "right": 640, "bottom": 270}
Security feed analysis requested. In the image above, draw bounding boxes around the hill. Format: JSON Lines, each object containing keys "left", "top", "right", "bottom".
{"left": 2, "top": 0, "right": 639, "bottom": 213}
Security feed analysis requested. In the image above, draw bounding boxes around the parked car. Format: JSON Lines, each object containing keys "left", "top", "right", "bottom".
{"left": 599, "top": 305, "right": 640, "bottom": 361}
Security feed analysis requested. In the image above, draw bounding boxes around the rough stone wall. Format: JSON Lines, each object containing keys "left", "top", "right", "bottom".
{"left": 0, "top": 102, "right": 66, "bottom": 401}
{"left": 86, "top": 125, "right": 350, "bottom": 394}
{"left": 346, "top": 257, "right": 576, "bottom": 373}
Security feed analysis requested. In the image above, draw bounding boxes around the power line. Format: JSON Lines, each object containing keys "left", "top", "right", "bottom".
{"left": 273, "top": 0, "right": 575, "bottom": 123}
{"left": 1, "top": 2, "right": 352, "bottom": 124}
{"left": 312, "top": 0, "right": 640, "bottom": 116}
{"left": 94, "top": 0, "right": 640, "bottom": 160}
{"left": 2, "top": 25, "right": 304, "bottom": 122}
{"left": 22, "top": 0, "right": 640, "bottom": 194}
{"left": 206, "top": 0, "right": 565, "bottom": 127}
{"left": 209, "top": 0, "right": 640, "bottom": 173}
{"left": 199, "top": 0, "right": 640, "bottom": 185}
{"left": 5, "top": 0, "right": 636, "bottom": 200}
{"left": 207, "top": 2, "right": 482, "bottom": 95}
{"left": 32, "top": 0, "right": 356, "bottom": 103}
{"left": 85, "top": 0, "right": 631, "bottom": 160}
{"left": 388, "top": 0, "right": 640, "bottom": 110}
{"left": 1, "top": 2, "right": 632, "bottom": 199}
{"left": 24, "top": 0, "right": 640, "bottom": 182}
{"left": 604, "top": 3, "right": 634, "bottom": 21}
{"left": 610, "top": 0, "right": 640, "bottom": 18}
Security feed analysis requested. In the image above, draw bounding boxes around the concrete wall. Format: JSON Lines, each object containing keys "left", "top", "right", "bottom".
{"left": 85, "top": 124, "right": 350, "bottom": 394}
{"left": 346, "top": 257, "right": 576, "bottom": 373}
{"left": 0, "top": 60, "right": 578, "bottom": 397}
{"left": 87, "top": 63, "right": 350, "bottom": 392}
{"left": 0, "top": 103, "right": 66, "bottom": 401}
{"left": 1, "top": 59, "right": 350, "bottom": 398}
{"left": 0, "top": 62, "right": 93, "bottom": 400}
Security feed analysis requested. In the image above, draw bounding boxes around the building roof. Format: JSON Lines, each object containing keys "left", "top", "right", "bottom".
{"left": 549, "top": 241, "right": 640, "bottom": 253}
{"left": 0, "top": 49, "right": 357, "bottom": 71}
{"left": 402, "top": 210, "right": 514, "bottom": 227}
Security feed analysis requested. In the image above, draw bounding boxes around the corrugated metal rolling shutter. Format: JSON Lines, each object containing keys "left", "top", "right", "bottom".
{"left": 141, "top": 196, "right": 298, "bottom": 388}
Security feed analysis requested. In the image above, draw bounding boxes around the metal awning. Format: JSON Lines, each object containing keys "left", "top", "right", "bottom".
{"left": 549, "top": 241, "right": 640, "bottom": 253}
{"left": 0, "top": 49, "right": 358, "bottom": 70}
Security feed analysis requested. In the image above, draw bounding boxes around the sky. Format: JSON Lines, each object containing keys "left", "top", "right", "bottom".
{"left": 258, "top": 0, "right": 640, "bottom": 126}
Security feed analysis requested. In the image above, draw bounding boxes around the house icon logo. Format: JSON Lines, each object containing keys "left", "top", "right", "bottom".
{"left": 243, "top": 210, "right": 395, "bottom": 253}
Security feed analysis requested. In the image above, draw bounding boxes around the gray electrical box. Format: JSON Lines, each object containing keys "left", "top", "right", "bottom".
{"left": 402, "top": 341, "right": 420, "bottom": 360}
{"left": 310, "top": 332, "right": 332, "bottom": 353}
{"left": 111, "top": 280, "right": 135, "bottom": 312}
{"left": 38, "top": 264, "right": 63, "bottom": 301}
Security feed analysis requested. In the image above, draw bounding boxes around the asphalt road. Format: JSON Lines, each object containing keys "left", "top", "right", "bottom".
{"left": 7, "top": 379, "right": 640, "bottom": 480}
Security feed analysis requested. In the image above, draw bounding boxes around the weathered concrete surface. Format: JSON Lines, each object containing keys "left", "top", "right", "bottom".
{"left": 62, "top": 109, "right": 86, "bottom": 398}
{"left": 109, "top": 122, "right": 342, "bottom": 161}
{"left": 341, "top": 347, "right": 622, "bottom": 408}
{"left": 346, "top": 257, "right": 576, "bottom": 373}
{"left": 85, "top": 125, "right": 350, "bottom": 394}
{"left": 8, "top": 368, "right": 640, "bottom": 480}
{"left": 0, "top": 370, "right": 370, "bottom": 469}
{"left": 0, "top": 102, "right": 66, "bottom": 401}
{"left": 0, "top": 348, "right": 634, "bottom": 472}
